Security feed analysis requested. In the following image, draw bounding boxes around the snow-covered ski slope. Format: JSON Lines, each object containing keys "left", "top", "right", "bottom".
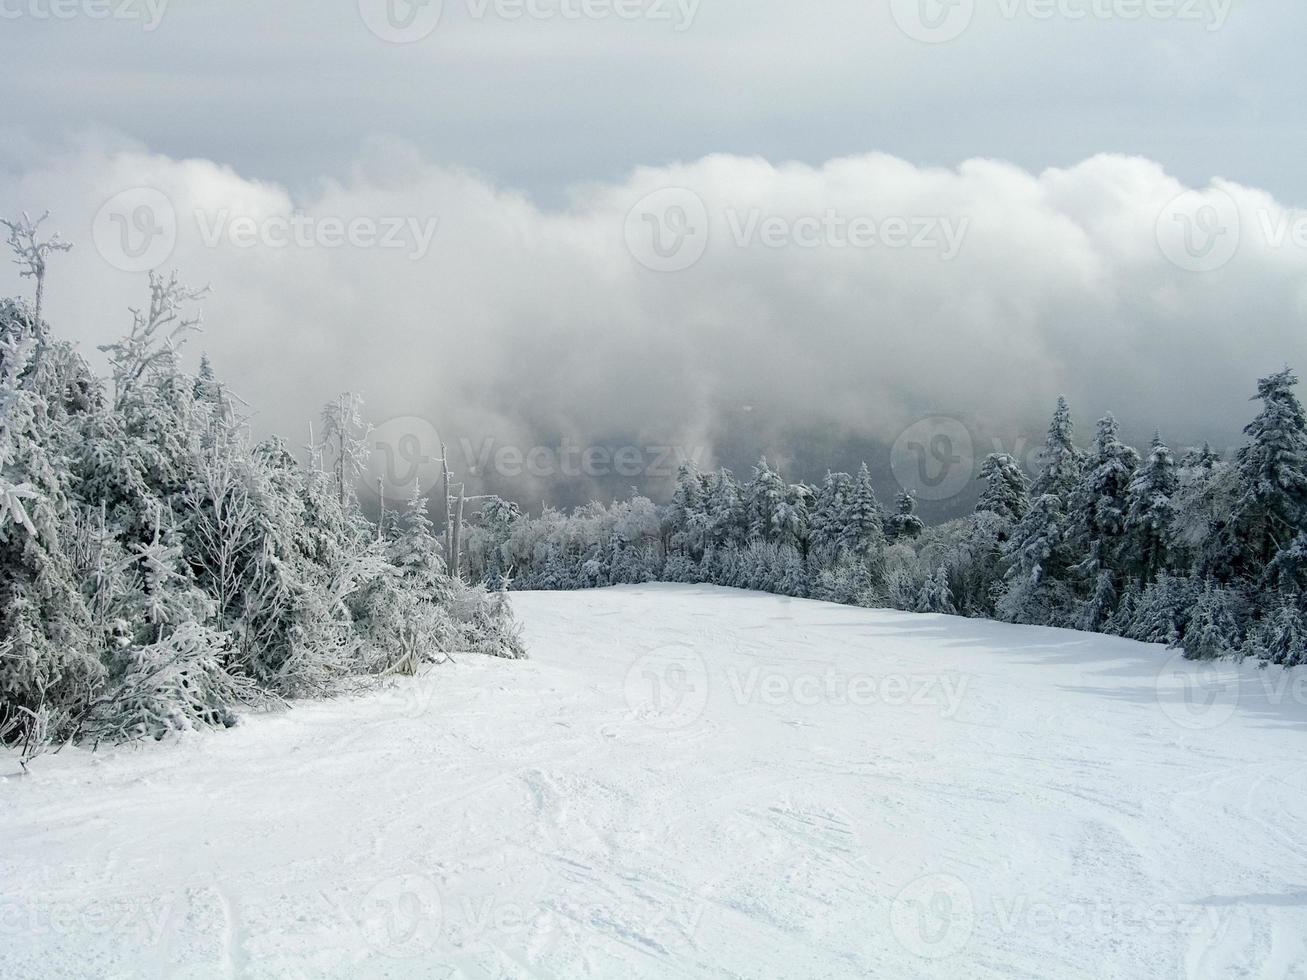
{"left": 3, "top": 584, "right": 1306, "bottom": 979}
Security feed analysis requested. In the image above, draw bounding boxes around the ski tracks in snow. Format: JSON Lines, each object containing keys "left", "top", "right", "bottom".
{"left": 3, "top": 585, "right": 1306, "bottom": 978}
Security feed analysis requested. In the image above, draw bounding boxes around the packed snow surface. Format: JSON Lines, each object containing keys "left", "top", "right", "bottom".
{"left": 3, "top": 585, "right": 1306, "bottom": 979}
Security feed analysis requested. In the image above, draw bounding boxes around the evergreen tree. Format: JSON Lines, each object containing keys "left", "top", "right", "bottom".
{"left": 705, "top": 468, "right": 746, "bottom": 551}
{"left": 976, "top": 453, "right": 1029, "bottom": 526}
{"left": 669, "top": 460, "right": 708, "bottom": 561}
{"left": 745, "top": 457, "right": 785, "bottom": 544}
{"left": 808, "top": 471, "right": 852, "bottom": 558}
{"left": 1108, "top": 581, "right": 1141, "bottom": 636}
{"left": 886, "top": 491, "right": 923, "bottom": 543}
{"left": 1123, "top": 433, "right": 1178, "bottom": 587}
{"left": 773, "top": 482, "right": 811, "bottom": 553}
{"left": 997, "top": 493, "right": 1072, "bottom": 625}
{"left": 1030, "top": 396, "right": 1083, "bottom": 499}
{"left": 916, "top": 566, "right": 957, "bottom": 615}
{"left": 843, "top": 463, "right": 885, "bottom": 559}
{"left": 1128, "top": 574, "right": 1195, "bottom": 645}
{"left": 1067, "top": 413, "right": 1138, "bottom": 576}
{"left": 389, "top": 480, "right": 449, "bottom": 598}
{"left": 1257, "top": 602, "right": 1306, "bottom": 667}
{"left": 1177, "top": 580, "right": 1240, "bottom": 661}
{"left": 1218, "top": 369, "right": 1307, "bottom": 579}
{"left": 1078, "top": 570, "right": 1117, "bottom": 633}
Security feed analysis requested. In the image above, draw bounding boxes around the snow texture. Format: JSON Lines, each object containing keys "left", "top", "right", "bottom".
{"left": 3, "top": 585, "right": 1306, "bottom": 979}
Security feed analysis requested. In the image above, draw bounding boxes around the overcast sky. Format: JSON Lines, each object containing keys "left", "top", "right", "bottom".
{"left": 1, "top": 0, "right": 1304, "bottom": 510}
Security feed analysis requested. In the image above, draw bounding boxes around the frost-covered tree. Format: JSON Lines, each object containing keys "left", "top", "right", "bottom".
{"left": 0, "top": 300, "right": 99, "bottom": 748}
{"left": 1123, "top": 433, "right": 1178, "bottom": 587}
{"left": 843, "top": 463, "right": 885, "bottom": 559}
{"left": 997, "top": 493, "right": 1073, "bottom": 625}
{"left": 1215, "top": 369, "right": 1307, "bottom": 580}
{"left": 2, "top": 252, "right": 526, "bottom": 757}
{"left": 808, "top": 471, "right": 851, "bottom": 559}
{"left": 1078, "top": 570, "right": 1118, "bottom": 633}
{"left": 778, "top": 482, "right": 813, "bottom": 553}
{"left": 745, "top": 456, "right": 786, "bottom": 544}
{"left": 1, "top": 211, "right": 71, "bottom": 345}
{"left": 885, "top": 490, "right": 923, "bottom": 543}
{"left": 1177, "top": 580, "right": 1241, "bottom": 661}
{"left": 319, "top": 392, "right": 373, "bottom": 512}
{"left": 916, "top": 566, "right": 957, "bottom": 615}
{"left": 471, "top": 495, "right": 522, "bottom": 590}
{"left": 976, "top": 453, "right": 1028, "bottom": 526}
{"left": 1030, "top": 396, "right": 1083, "bottom": 499}
{"left": 705, "top": 468, "right": 746, "bottom": 552}
{"left": 669, "top": 461, "right": 709, "bottom": 562}
{"left": 1067, "top": 413, "right": 1138, "bottom": 576}
{"left": 1251, "top": 602, "right": 1305, "bottom": 667}
{"left": 1127, "top": 574, "right": 1197, "bottom": 646}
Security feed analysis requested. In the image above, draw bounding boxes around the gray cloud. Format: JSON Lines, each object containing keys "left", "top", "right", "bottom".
{"left": 1, "top": 136, "right": 1303, "bottom": 510}
{"left": 0, "top": 1, "right": 1302, "bottom": 206}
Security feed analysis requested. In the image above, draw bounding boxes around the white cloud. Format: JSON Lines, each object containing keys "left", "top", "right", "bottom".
{"left": 2, "top": 135, "right": 1304, "bottom": 502}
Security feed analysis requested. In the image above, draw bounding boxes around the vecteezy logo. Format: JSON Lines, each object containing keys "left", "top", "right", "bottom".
{"left": 92, "top": 187, "right": 177, "bottom": 273}
{"left": 358, "top": 0, "right": 443, "bottom": 43}
{"left": 623, "top": 644, "right": 710, "bottom": 730}
{"left": 891, "top": 417, "right": 975, "bottom": 502}
{"left": 889, "top": 873, "right": 975, "bottom": 960}
{"left": 889, "top": 0, "right": 976, "bottom": 44}
{"left": 357, "top": 874, "right": 444, "bottom": 958}
{"left": 1156, "top": 187, "right": 1241, "bottom": 273}
{"left": 363, "top": 416, "right": 444, "bottom": 505}
{"left": 1155, "top": 649, "right": 1241, "bottom": 731}
{"left": 624, "top": 187, "right": 710, "bottom": 273}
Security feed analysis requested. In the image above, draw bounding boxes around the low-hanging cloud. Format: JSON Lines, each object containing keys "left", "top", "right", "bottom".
{"left": 2, "top": 133, "right": 1304, "bottom": 508}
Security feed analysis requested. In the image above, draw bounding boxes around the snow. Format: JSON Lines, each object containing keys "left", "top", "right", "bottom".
{"left": 3, "top": 584, "right": 1306, "bottom": 979}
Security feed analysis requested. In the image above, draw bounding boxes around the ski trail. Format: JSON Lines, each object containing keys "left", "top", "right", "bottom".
{"left": 3, "top": 586, "right": 1305, "bottom": 979}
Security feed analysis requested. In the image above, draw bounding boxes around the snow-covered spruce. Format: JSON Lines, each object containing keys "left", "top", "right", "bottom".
{"left": 0, "top": 260, "right": 522, "bottom": 762}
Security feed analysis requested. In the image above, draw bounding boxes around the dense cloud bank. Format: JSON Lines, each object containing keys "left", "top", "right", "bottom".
{"left": 3, "top": 137, "right": 1304, "bottom": 509}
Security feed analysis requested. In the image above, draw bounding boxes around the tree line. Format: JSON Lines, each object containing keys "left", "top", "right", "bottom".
{"left": 0, "top": 215, "right": 521, "bottom": 768}
{"left": 465, "top": 373, "right": 1307, "bottom": 667}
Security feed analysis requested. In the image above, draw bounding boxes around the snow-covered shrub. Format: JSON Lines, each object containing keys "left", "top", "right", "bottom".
{"left": 90, "top": 622, "right": 261, "bottom": 741}
{"left": 0, "top": 239, "right": 529, "bottom": 756}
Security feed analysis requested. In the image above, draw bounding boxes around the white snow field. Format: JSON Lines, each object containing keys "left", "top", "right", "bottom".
{"left": 3, "top": 585, "right": 1307, "bottom": 979}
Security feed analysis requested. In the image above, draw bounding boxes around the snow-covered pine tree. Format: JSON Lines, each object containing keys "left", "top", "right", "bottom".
{"left": 1176, "top": 580, "right": 1241, "bottom": 661}
{"left": 996, "top": 493, "right": 1073, "bottom": 625}
{"left": 474, "top": 495, "right": 522, "bottom": 591}
{"left": 0, "top": 299, "right": 99, "bottom": 750}
{"left": 976, "top": 453, "right": 1029, "bottom": 526}
{"left": 1255, "top": 601, "right": 1306, "bottom": 667}
{"left": 1215, "top": 369, "right": 1307, "bottom": 581}
{"left": 1078, "top": 569, "right": 1117, "bottom": 633}
{"left": 745, "top": 456, "right": 786, "bottom": 544}
{"left": 808, "top": 471, "right": 851, "bottom": 560}
{"left": 669, "top": 460, "right": 709, "bottom": 563}
{"left": 1067, "top": 413, "right": 1138, "bottom": 578}
{"left": 843, "top": 463, "right": 886, "bottom": 559}
{"left": 916, "top": 566, "right": 957, "bottom": 615}
{"left": 89, "top": 514, "right": 260, "bottom": 741}
{"left": 885, "top": 490, "right": 924, "bottom": 543}
{"left": 773, "top": 481, "right": 811, "bottom": 554}
{"left": 1128, "top": 573, "right": 1195, "bottom": 645}
{"left": 1122, "top": 433, "right": 1178, "bottom": 587}
{"left": 1030, "top": 396, "right": 1083, "bottom": 500}
{"left": 1108, "top": 580, "right": 1141, "bottom": 636}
